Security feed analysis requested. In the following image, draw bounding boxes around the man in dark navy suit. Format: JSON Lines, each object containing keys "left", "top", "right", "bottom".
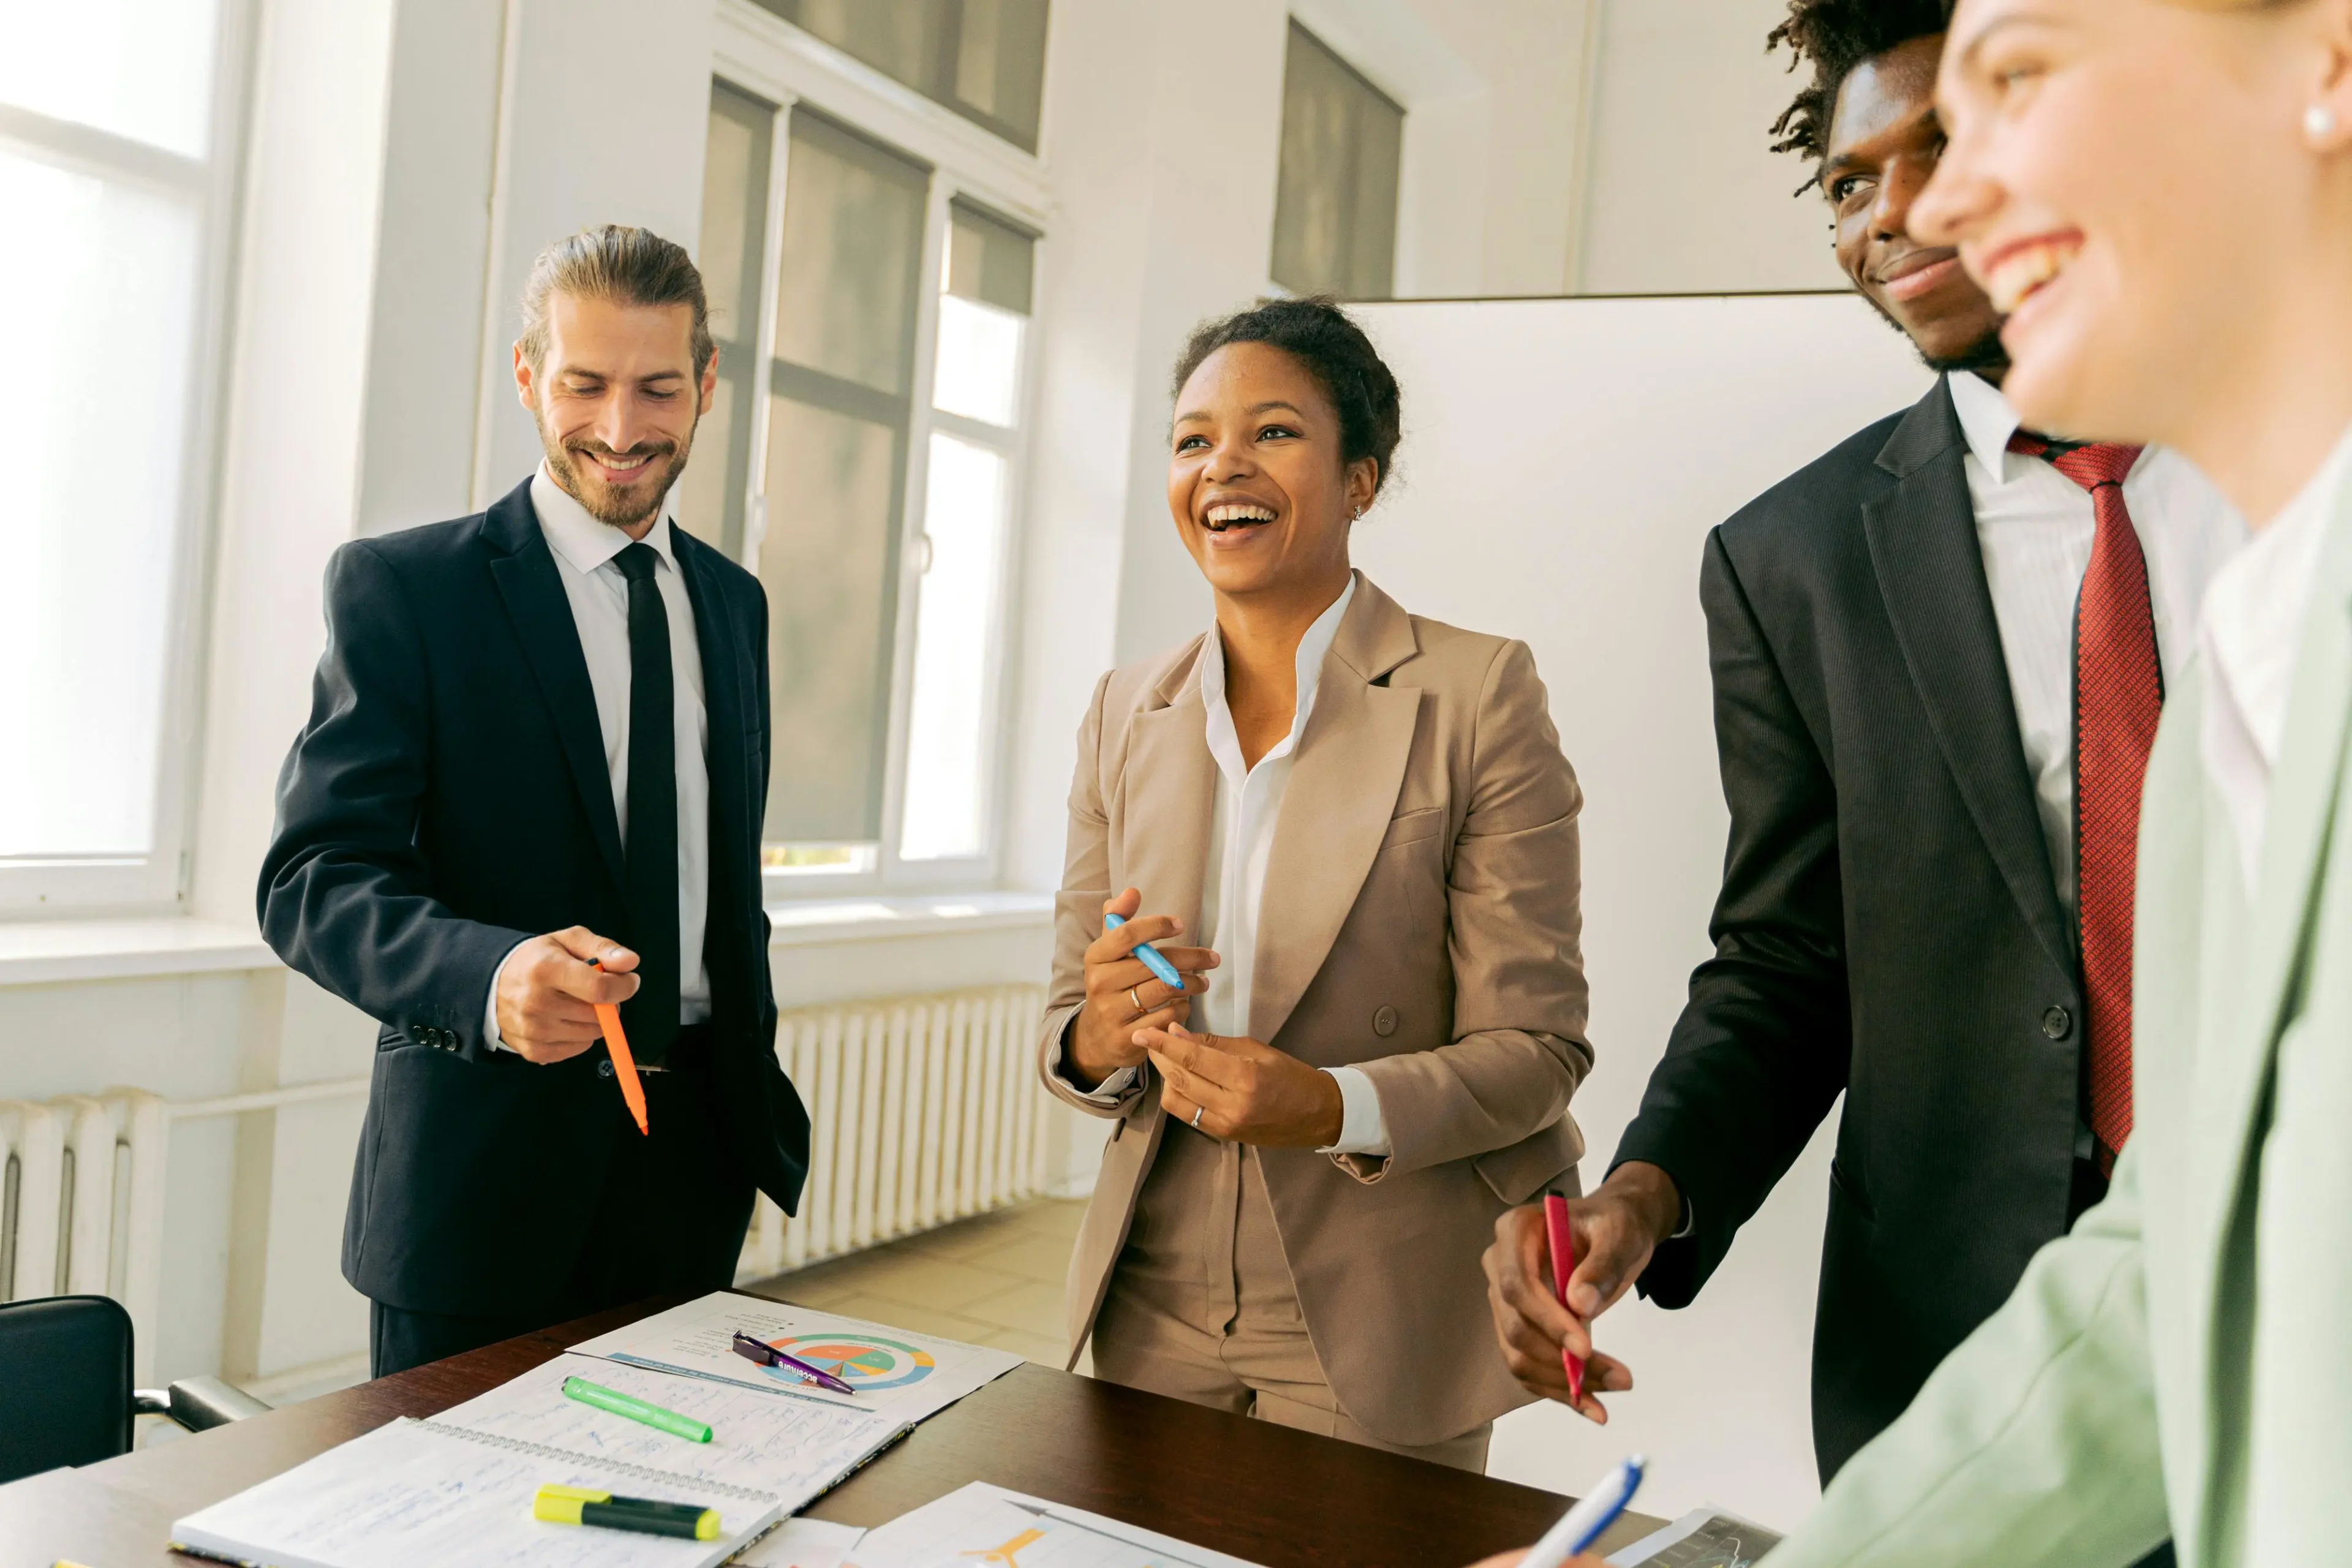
{"left": 261, "top": 225, "right": 809, "bottom": 1376}
{"left": 1480, "top": 3, "right": 2237, "bottom": 1520}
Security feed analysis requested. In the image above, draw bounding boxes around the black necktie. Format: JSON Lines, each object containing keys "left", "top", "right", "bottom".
{"left": 612, "top": 543, "right": 679, "bottom": 1061}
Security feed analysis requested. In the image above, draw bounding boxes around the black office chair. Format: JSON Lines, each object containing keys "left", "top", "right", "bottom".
{"left": 0, "top": 1294, "right": 273, "bottom": 1485}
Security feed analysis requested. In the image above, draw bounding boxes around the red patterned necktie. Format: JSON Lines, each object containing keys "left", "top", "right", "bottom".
{"left": 2010, "top": 432, "right": 2154, "bottom": 1174}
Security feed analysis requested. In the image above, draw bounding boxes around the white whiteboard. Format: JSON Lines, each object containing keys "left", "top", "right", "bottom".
{"left": 1348, "top": 293, "right": 1932, "bottom": 1525}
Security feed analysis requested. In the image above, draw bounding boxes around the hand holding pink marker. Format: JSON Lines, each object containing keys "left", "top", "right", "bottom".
{"left": 1542, "top": 1191, "right": 1588, "bottom": 1407}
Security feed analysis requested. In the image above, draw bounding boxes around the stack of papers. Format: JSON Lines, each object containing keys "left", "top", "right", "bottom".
{"left": 167, "top": 1295, "right": 1023, "bottom": 1568}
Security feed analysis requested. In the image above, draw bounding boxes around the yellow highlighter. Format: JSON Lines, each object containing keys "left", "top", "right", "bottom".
{"left": 533, "top": 1483, "right": 720, "bottom": 1540}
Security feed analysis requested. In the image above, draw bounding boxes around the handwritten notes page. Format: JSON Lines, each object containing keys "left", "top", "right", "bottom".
{"left": 569, "top": 1292, "right": 1023, "bottom": 1426}
{"left": 845, "top": 1484, "right": 1264, "bottom": 1568}
{"left": 1604, "top": 1508, "right": 1784, "bottom": 1567}
{"left": 168, "top": 1417, "right": 766, "bottom": 1568}
{"left": 434, "top": 1352, "right": 904, "bottom": 1504}
{"left": 168, "top": 1351, "right": 910, "bottom": 1568}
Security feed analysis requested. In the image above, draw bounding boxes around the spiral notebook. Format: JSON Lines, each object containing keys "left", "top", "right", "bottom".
{"left": 168, "top": 1353, "right": 906, "bottom": 1568}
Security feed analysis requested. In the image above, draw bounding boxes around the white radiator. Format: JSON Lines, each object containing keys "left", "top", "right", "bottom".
{"left": 0, "top": 982, "right": 1056, "bottom": 1380}
{"left": 735, "top": 982, "right": 1053, "bottom": 1281}
{"left": 0, "top": 1090, "right": 170, "bottom": 1378}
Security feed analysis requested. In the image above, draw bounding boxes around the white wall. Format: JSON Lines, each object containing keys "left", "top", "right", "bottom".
{"left": 999, "top": 0, "right": 1170, "bottom": 895}
{"left": 1292, "top": 0, "right": 1599, "bottom": 300}
{"left": 1575, "top": 0, "right": 1845, "bottom": 295}
{"left": 353, "top": 0, "right": 508, "bottom": 536}
{"left": 0, "top": 967, "right": 304, "bottom": 1382}
{"left": 1019, "top": 0, "right": 1600, "bottom": 683}
{"left": 1349, "top": 293, "right": 1931, "bottom": 1525}
{"left": 160, "top": 0, "right": 405, "bottom": 1383}
{"left": 467, "top": 0, "right": 717, "bottom": 505}
{"left": 191, "top": 0, "right": 399, "bottom": 930}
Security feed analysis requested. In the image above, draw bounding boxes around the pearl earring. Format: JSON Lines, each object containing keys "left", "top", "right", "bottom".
{"left": 2306, "top": 103, "right": 2339, "bottom": 141}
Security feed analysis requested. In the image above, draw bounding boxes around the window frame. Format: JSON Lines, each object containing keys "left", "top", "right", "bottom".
{"left": 0, "top": 0, "right": 254, "bottom": 918}
{"left": 1270, "top": 17, "right": 1406, "bottom": 303}
{"left": 714, "top": 0, "right": 1050, "bottom": 902}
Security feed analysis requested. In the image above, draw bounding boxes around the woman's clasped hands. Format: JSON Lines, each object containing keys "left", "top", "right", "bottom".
{"left": 1143, "top": 1022, "right": 1345, "bottom": 1148}
{"left": 1069, "top": 888, "right": 1343, "bottom": 1147}
{"left": 1067, "top": 888, "right": 1218, "bottom": 1090}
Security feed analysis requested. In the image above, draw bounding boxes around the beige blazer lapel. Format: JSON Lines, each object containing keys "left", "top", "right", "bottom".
{"left": 1119, "top": 640, "right": 1218, "bottom": 937}
{"left": 1250, "top": 575, "right": 1422, "bottom": 1044}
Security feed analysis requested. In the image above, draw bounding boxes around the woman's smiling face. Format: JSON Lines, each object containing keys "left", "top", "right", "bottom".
{"left": 1915, "top": 0, "right": 2336, "bottom": 447}
{"left": 1167, "top": 341, "right": 1376, "bottom": 601}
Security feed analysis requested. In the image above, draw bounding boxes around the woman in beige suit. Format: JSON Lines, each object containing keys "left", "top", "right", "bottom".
{"left": 1038, "top": 297, "right": 1591, "bottom": 1470}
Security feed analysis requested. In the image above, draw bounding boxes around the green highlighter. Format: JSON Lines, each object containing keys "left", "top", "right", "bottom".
{"left": 561, "top": 1374, "right": 713, "bottom": 1442}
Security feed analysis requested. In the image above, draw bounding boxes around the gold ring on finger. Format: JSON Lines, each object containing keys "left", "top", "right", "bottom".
{"left": 1128, "top": 985, "right": 1145, "bottom": 1013}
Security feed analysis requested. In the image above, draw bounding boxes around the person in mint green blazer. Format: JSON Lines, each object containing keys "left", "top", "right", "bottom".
{"left": 1678, "top": 1, "right": 2352, "bottom": 1566}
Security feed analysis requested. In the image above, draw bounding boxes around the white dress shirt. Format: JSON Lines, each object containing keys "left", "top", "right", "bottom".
{"left": 484, "top": 464, "right": 713, "bottom": 1048}
{"left": 1948, "top": 372, "right": 2247, "bottom": 923}
{"left": 2199, "top": 426, "right": 2352, "bottom": 894}
{"left": 1066, "top": 579, "right": 1390, "bottom": 1155}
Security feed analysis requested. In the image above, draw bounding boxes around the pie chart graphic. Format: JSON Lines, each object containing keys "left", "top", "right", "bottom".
{"left": 758, "top": 1333, "right": 937, "bottom": 1392}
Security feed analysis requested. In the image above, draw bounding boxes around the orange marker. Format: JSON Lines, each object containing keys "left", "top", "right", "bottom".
{"left": 588, "top": 958, "right": 649, "bottom": 1136}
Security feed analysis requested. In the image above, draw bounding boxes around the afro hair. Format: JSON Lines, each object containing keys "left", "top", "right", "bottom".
{"left": 1767, "top": 0, "right": 1952, "bottom": 189}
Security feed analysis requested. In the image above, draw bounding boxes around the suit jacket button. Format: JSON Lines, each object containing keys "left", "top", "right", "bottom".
{"left": 2042, "top": 1006, "right": 2072, "bottom": 1040}
{"left": 597, "top": 1059, "right": 615, "bottom": 1079}
{"left": 1373, "top": 1005, "right": 1399, "bottom": 1038}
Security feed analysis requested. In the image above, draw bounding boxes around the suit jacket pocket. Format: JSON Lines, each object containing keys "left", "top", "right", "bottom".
{"left": 1379, "top": 806, "right": 1444, "bottom": 850}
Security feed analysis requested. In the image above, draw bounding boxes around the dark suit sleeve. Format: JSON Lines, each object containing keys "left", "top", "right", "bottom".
{"left": 1610, "top": 526, "right": 1852, "bottom": 1307}
{"left": 750, "top": 576, "right": 778, "bottom": 1044}
{"left": 257, "top": 540, "right": 532, "bottom": 1058}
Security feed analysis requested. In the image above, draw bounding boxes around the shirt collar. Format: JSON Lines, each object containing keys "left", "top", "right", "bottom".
{"left": 2196, "top": 421, "right": 2352, "bottom": 769}
{"left": 1947, "top": 370, "right": 2024, "bottom": 481}
{"left": 530, "top": 461, "right": 680, "bottom": 577}
{"left": 1948, "top": 369, "right": 2168, "bottom": 489}
{"left": 1199, "top": 575, "right": 1359, "bottom": 762}
{"left": 2254, "top": 421, "right": 2352, "bottom": 539}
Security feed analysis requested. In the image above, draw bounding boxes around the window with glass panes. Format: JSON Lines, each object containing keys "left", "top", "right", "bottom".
{"left": 1270, "top": 21, "right": 1403, "bottom": 301}
{"left": 693, "top": 81, "right": 1037, "bottom": 886}
{"left": 752, "top": 0, "right": 1050, "bottom": 153}
{"left": 1, "top": 0, "right": 241, "bottom": 911}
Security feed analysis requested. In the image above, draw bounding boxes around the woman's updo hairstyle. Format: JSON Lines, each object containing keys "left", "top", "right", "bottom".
{"left": 1170, "top": 295, "right": 1404, "bottom": 498}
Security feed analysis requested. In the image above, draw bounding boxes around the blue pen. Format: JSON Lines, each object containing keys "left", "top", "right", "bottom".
{"left": 1104, "top": 911, "right": 1186, "bottom": 993}
{"left": 1520, "top": 1455, "right": 1646, "bottom": 1568}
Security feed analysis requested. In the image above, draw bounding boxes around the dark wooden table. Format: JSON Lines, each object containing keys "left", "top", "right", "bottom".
{"left": 0, "top": 1293, "right": 1660, "bottom": 1568}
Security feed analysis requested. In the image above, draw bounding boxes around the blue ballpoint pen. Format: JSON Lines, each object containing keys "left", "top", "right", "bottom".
{"left": 1104, "top": 911, "right": 1186, "bottom": 993}
{"left": 1520, "top": 1455, "right": 1646, "bottom": 1568}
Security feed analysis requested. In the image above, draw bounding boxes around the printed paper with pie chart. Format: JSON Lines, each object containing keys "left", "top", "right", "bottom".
{"left": 756, "top": 1333, "right": 936, "bottom": 1393}
{"left": 568, "top": 1291, "right": 1024, "bottom": 1426}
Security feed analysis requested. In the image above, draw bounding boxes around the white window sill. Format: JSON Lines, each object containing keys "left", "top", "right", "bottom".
{"left": 0, "top": 918, "right": 278, "bottom": 987}
{"left": 765, "top": 891, "right": 1054, "bottom": 945}
{"left": 0, "top": 895, "right": 1056, "bottom": 988}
